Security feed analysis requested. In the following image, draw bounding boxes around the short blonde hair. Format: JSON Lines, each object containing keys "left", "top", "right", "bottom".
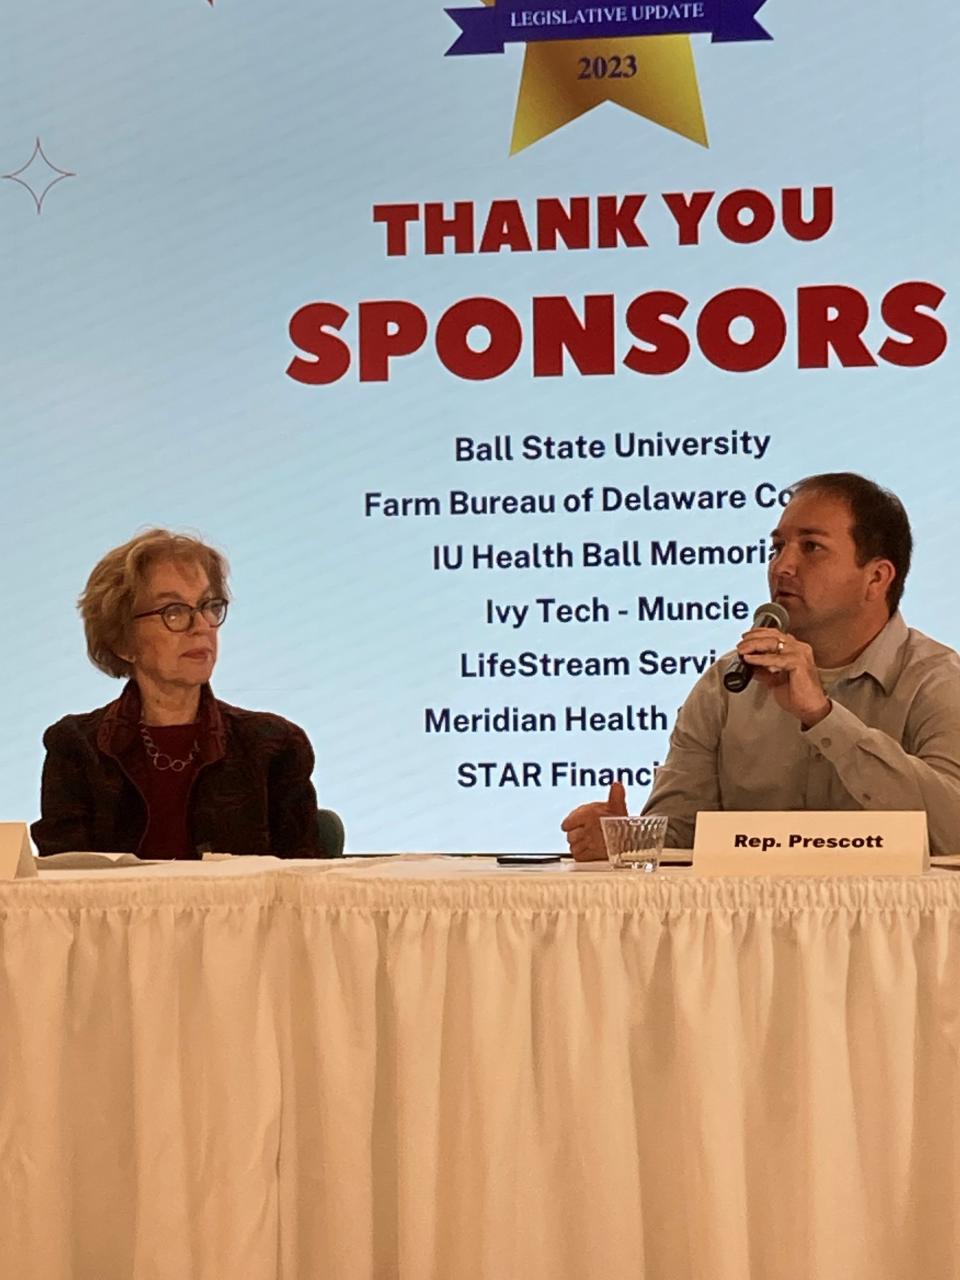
{"left": 79, "top": 530, "right": 231, "bottom": 678}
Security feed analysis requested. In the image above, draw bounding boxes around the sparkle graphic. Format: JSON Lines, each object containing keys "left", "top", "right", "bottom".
{"left": 2, "top": 138, "right": 76, "bottom": 214}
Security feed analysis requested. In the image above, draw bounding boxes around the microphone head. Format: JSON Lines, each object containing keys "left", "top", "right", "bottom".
{"left": 752, "top": 601, "right": 790, "bottom": 632}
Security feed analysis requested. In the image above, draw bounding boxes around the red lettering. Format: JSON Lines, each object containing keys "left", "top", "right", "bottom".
{"left": 286, "top": 303, "right": 351, "bottom": 385}
{"left": 536, "top": 197, "right": 591, "bottom": 250}
{"left": 532, "top": 295, "right": 615, "bottom": 376}
{"left": 424, "top": 201, "right": 475, "bottom": 254}
{"left": 479, "top": 199, "right": 533, "bottom": 253}
{"left": 782, "top": 186, "right": 834, "bottom": 242}
{"left": 797, "top": 285, "right": 876, "bottom": 368}
{"left": 697, "top": 288, "right": 786, "bottom": 371}
{"left": 878, "top": 281, "right": 948, "bottom": 367}
{"left": 371, "top": 203, "right": 420, "bottom": 257}
{"left": 717, "top": 190, "right": 776, "bottom": 245}
{"left": 662, "top": 191, "right": 714, "bottom": 245}
{"left": 435, "top": 297, "right": 522, "bottom": 380}
{"left": 623, "top": 291, "right": 690, "bottom": 375}
{"left": 597, "top": 194, "right": 647, "bottom": 249}
{"left": 358, "top": 301, "right": 428, "bottom": 381}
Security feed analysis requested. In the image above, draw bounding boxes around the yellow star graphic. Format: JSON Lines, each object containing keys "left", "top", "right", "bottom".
{"left": 476, "top": 2, "right": 708, "bottom": 154}
{"left": 510, "top": 35, "right": 707, "bottom": 153}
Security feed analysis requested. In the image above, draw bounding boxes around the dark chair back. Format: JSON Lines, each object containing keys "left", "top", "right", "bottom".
{"left": 317, "top": 808, "right": 345, "bottom": 858}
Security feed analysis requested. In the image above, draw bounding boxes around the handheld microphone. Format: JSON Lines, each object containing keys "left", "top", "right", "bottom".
{"left": 722, "top": 602, "right": 790, "bottom": 694}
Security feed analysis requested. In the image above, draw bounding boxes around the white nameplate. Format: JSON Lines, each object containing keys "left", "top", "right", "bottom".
{"left": 693, "top": 810, "right": 929, "bottom": 876}
{"left": 0, "top": 823, "right": 39, "bottom": 881}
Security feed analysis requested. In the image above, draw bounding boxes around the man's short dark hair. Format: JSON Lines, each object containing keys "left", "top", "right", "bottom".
{"left": 789, "top": 472, "right": 912, "bottom": 613}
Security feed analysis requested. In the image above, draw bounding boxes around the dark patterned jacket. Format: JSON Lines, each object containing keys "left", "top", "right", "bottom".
{"left": 32, "top": 681, "right": 331, "bottom": 858}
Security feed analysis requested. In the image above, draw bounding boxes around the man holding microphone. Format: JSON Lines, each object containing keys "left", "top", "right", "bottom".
{"left": 562, "top": 472, "right": 960, "bottom": 857}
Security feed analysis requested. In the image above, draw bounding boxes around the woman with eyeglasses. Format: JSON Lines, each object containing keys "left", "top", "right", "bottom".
{"left": 32, "top": 529, "right": 330, "bottom": 859}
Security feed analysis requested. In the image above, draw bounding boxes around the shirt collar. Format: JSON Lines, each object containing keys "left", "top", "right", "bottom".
{"left": 837, "top": 612, "right": 908, "bottom": 695}
{"left": 97, "top": 680, "right": 226, "bottom": 763}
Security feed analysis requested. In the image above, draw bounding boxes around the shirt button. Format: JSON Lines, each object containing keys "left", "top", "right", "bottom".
{"left": 821, "top": 737, "right": 832, "bottom": 748}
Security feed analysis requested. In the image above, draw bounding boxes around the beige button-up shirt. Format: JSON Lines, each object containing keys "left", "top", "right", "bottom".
{"left": 643, "top": 613, "right": 960, "bottom": 854}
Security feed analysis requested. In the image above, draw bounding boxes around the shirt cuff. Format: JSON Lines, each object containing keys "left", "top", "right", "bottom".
{"left": 801, "top": 700, "right": 866, "bottom": 762}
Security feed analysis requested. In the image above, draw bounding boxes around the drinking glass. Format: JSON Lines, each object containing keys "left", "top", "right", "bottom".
{"left": 600, "top": 815, "right": 669, "bottom": 872}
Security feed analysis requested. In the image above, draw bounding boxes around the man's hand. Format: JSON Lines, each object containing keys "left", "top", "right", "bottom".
{"left": 560, "top": 780, "right": 627, "bottom": 860}
{"left": 736, "top": 626, "right": 832, "bottom": 727}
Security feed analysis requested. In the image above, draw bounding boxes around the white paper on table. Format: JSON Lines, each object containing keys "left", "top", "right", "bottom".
{"left": 33, "top": 851, "right": 163, "bottom": 870}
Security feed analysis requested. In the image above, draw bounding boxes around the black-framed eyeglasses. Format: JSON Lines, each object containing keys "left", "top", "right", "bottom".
{"left": 132, "top": 598, "right": 229, "bottom": 633}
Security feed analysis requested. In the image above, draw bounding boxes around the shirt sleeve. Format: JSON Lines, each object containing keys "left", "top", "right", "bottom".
{"left": 31, "top": 721, "right": 97, "bottom": 855}
{"left": 267, "top": 724, "right": 329, "bottom": 857}
{"left": 641, "top": 665, "right": 727, "bottom": 849}
{"left": 803, "top": 669, "right": 960, "bottom": 855}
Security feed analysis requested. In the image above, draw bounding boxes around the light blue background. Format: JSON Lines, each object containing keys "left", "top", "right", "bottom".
{"left": 2, "top": 1, "right": 957, "bottom": 849}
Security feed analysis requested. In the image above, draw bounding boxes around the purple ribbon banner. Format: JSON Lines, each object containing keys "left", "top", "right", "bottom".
{"left": 445, "top": 0, "right": 771, "bottom": 55}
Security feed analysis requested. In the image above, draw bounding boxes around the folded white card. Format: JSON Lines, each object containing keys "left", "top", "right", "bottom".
{"left": 693, "top": 810, "right": 929, "bottom": 875}
{"left": 0, "top": 823, "right": 39, "bottom": 880}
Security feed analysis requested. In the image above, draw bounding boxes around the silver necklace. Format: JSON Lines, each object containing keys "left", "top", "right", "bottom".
{"left": 139, "top": 723, "right": 199, "bottom": 773}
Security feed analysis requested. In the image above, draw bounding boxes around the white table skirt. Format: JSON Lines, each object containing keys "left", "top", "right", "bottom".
{"left": 3, "top": 856, "right": 960, "bottom": 1280}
